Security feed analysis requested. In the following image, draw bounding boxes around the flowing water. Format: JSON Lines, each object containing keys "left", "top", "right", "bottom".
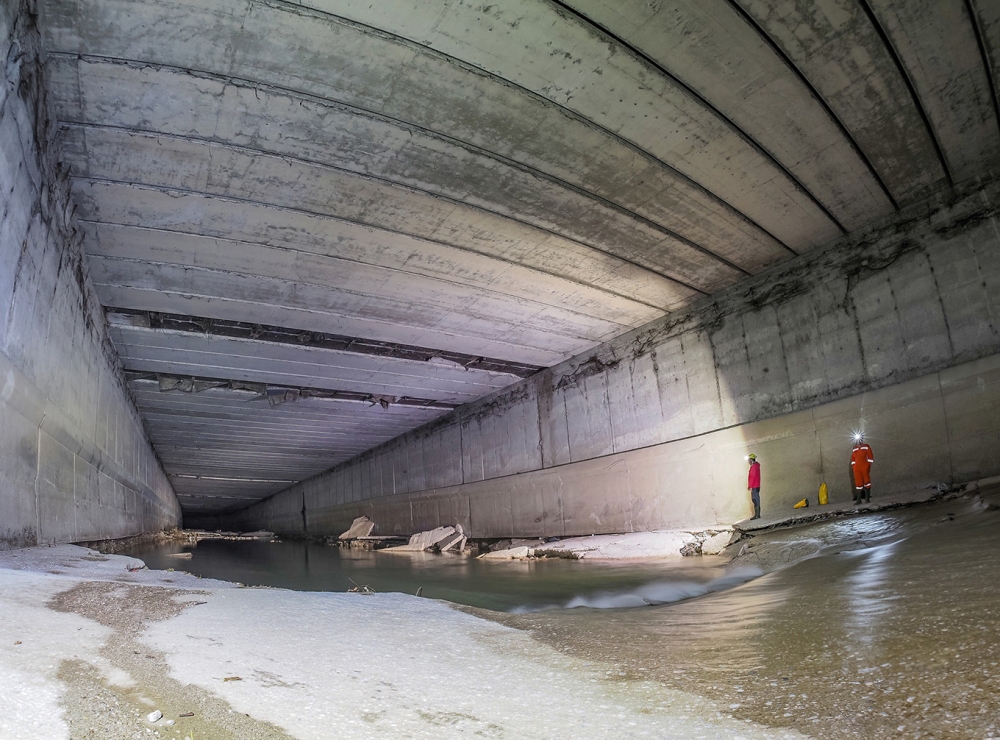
{"left": 124, "top": 487, "right": 1000, "bottom": 738}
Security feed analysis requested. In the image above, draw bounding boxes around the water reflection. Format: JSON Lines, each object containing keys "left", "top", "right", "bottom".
{"left": 842, "top": 540, "right": 901, "bottom": 638}
{"left": 125, "top": 538, "right": 731, "bottom": 613}
{"left": 504, "top": 494, "right": 1000, "bottom": 739}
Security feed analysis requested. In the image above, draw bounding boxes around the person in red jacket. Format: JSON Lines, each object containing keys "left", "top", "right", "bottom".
{"left": 851, "top": 434, "right": 874, "bottom": 503}
{"left": 747, "top": 453, "right": 761, "bottom": 520}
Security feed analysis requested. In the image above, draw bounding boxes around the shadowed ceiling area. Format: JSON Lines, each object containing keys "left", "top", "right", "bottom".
{"left": 38, "top": 0, "right": 1000, "bottom": 515}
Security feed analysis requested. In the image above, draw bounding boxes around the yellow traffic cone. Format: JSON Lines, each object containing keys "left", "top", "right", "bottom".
{"left": 818, "top": 482, "right": 829, "bottom": 505}
{"left": 793, "top": 497, "right": 809, "bottom": 509}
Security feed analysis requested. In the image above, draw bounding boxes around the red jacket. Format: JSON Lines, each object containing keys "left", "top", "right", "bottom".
{"left": 747, "top": 461, "right": 760, "bottom": 488}
{"left": 851, "top": 443, "right": 874, "bottom": 467}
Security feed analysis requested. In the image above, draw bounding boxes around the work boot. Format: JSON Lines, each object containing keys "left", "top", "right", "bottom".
{"left": 864, "top": 488, "right": 871, "bottom": 503}
{"left": 752, "top": 503, "right": 761, "bottom": 520}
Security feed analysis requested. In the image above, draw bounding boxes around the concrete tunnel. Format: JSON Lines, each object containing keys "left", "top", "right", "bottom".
{"left": 4, "top": 0, "right": 1000, "bottom": 547}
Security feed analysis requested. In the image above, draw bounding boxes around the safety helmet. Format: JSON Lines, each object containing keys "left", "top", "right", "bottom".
{"left": 747, "top": 453, "right": 756, "bottom": 461}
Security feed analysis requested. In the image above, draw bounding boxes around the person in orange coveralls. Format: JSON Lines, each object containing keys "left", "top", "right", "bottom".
{"left": 851, "top": 433, "right": 874, "bottom": 503}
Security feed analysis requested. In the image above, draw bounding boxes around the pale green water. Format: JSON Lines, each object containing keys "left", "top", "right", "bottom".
{"left": 123, "top": 537, "right": 735, "bottom": 612}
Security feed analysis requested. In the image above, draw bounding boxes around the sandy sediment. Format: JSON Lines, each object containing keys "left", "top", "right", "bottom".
{"left": 0, "top": 545, "right": 805, "bottom": 740}
{"left": 50, "top": 581, "right": 292, "bottom": 740}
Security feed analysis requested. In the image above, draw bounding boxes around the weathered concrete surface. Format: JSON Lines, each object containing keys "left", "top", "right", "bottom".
{"left": 0, "top": 0, "right": 180, "bottom": 548}
{"left": 222, "top": 182, "right": 1000, "bottom": 536}
{"left": 27, "top": 0, "right": 1000, "bottom": 514}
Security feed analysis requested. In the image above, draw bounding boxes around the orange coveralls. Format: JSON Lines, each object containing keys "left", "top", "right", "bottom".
{"left": 851, "top": 442, "right": 874, "bottom": 491}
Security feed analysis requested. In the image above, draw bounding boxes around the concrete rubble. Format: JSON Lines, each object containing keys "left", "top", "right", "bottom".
{"left": 476, "top": 528, "right": 738, "bottom": 560}
{"left": 434, "top": 531, "right": 467, "bottom": 553}
{"left": 383, "top": 525, "right": 466, "bottom": 553}
{"left": 338, "top": 516, "right": 376, "bottom": 540}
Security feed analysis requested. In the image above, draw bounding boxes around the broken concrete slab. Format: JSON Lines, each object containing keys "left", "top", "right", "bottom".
{"left": 480, "top": 546, "right": 531, "bottom": 560}
{"left": 383, "top": 526, "right": 456, "bottom": 552}
{"left": 338, "top": 516, "right": 376, "bottom": 540}
{"left": 435, "top": 532, "right": 466, "bottom": 552}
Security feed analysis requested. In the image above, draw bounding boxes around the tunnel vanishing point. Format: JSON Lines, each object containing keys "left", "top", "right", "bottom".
{"left": 3, "top": 0, "right": 1000, "bottom": 548}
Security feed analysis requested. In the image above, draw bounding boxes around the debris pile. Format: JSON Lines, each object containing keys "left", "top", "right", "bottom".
{"left": 384, "top": 525, "right": 467, "bottom": 553}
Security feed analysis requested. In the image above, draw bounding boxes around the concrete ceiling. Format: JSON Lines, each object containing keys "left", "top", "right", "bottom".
{"left": 38, "top": 0, "right": 1000, "bottom": 514}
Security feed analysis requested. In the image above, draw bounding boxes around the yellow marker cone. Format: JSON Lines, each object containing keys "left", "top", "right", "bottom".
{"left": 793, "top": 497, "right": 809, "bottom": 509}
{"left": 818, "top": 482, "right": 829, "bottom": 505}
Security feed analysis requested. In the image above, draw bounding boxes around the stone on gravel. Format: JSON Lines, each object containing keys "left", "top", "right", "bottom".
{"left": 679, "top": 542, "right": 702, "bottom": 557}
{"left": 147, "top": 710, "right": 162, "bottom": 722}
{"left": 701, "top": 531, "right": 734, "bottom": 555}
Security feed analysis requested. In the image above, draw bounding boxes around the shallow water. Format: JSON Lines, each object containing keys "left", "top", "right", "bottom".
{"left": 126, "top": 490, "right": 1000, "bottom": 738}
{"left": 123, "top": 537, "right": 733, "bottom": 612}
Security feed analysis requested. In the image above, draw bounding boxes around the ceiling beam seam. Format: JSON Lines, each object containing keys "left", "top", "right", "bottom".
{"left": 91, "top": 1, "right": 796, "bottom": 257}
{"left": 73, "top": 170, "right": 710, "bottom": 300}
{"left": 126, "top": 372, "right": 461, "bottom": 409}
{"left": 95, "top": 254, "right": 629, "bottom": 350}
{"left": 544, "top": 0, "right": 847, "bottom": 235}
{"left": 963, "top": 0, "right": 1000, "bottom": 143}
{"left": 854, "top": 0, "right": 953, "bottom": 187}
{"left": 107, "top": 307, "right": 544, "bottom": 376}
{"left": 92, "top": 261, "right": 620, "bottom": 358}
{"left": 130, "top": 402, "right": 442, "bottom": 419}
{"left": 51, "top": 50, "right": 792, "bottom": 263}
{"left": 723, "top": 0, "right": 899, "bottom": 211}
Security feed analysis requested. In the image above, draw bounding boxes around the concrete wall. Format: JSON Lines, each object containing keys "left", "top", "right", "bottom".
{"left": 221, "top": 179, "right": 1000, "bottom": 538}
{"left": 0, "top": 0, "right": 180, "bottom": 548}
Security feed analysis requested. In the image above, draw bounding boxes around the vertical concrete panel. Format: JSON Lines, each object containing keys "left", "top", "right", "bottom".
{"left": 358, "top": 454, "right": 371, "bottom": 500}
{"left": 368, "top": 455, "right": 382, "bottom": 499}
{"left": 812, "top": 281, "right": 866, "bottom": 394}
{"left": 460, "top": 416, "right": 485, "bottom": 483}
{"left": 777, "top": 292, "right": 827, "bottom": 405}
{"left": 0, "top": 406, "right": 39, "bottom": 547}
{"left": 606, "top": 359, "right": 638, "bottom": 452}
{"left": 654, "top": 337, "right": 695, "bottom": 439}
{"left": 518, "top": 391, "right": 543, "bottom": 472}
{"left": 929, "top": 221, "right": 1000, "bottom": 359}
{"left": 563, "top": 379, "right": 590, "bottom": 462}
{"left": 628, "top": 353, "right": 665, "bottom": 448}
{"left": 741, "top": 305, "right": 791, "bottom": 418}
{"left": 941, "top": 355, "right": 1000, "bottom": 480}
{"left": 493, "top": 410, "right": 515, "bottom": 477}
{"left": 582, "top": 373, "right": 614, "bottom": 459}
{"left": 852, "top": 271, "right": 908, "bottom": 381}
{"left": 544, "top": 386, "right": 572, "bottom": 467}
{"left": 677, "top": 331, "right": 722, "bottom": 436}
{"left": 36, "top": 433, "right": 76, "bottom": 544}
{"left": 74, "top": 457, "right": 101, "bottom": 541}
{"left": 709, "top": 316, "right": 748, "bottom": 426}
{"left": 889, "top": 251, "right": 952, "bottom": 371}
{"left": 480, "top": 412, "right": 502, "bottom": 479}
{"left": 440, "top": 422, "right": 465, "bottom": 485}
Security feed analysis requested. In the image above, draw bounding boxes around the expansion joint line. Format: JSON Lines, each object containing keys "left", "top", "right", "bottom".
{"left": 723, "top": 0, "right": 898, "bottom": 211}
{"left": 855, "top": 0, "right": 953, "bottom": 186}
{"left": 546, "top": 0, "right": 847, "bottom": 234}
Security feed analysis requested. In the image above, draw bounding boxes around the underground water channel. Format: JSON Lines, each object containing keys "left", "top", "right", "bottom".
{"left": 120, "top": 488, "right": 1000, "bottom": 739}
